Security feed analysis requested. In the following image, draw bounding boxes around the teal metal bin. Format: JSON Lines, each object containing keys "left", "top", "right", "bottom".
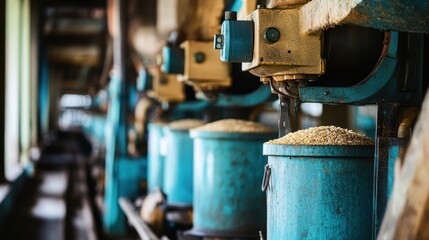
{"left": 189, "top": 131, "right": 276, "bottom": 238}
{"left": 147, "top": 123, "right": 166, "bottom": 192}
{"left": 263, "top": 144, "right": 374, "bottom": 240}
{"left": 163, "top": 123, "right": 202, "bottom": 206}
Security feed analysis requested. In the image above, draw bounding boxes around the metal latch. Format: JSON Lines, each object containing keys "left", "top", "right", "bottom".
{"left": 261, "top": 164, "right": 271, "bottom": 192}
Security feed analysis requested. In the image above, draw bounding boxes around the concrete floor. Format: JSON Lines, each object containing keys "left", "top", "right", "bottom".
{"left": 2, "top": 132, "right": 99, "bottom": 240}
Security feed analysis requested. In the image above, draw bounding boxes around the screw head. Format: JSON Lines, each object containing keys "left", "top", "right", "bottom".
{"left": 264, "top": 27, "right": 280, "bottom": 44}
{"left": 214, "top": 34, "right": 224, "bottom": 50}
{"left": 160, "top": 77, "right": 168, "bottom": 85}
{"left": 194, "top": 52, "right": 206, "bottom": 63}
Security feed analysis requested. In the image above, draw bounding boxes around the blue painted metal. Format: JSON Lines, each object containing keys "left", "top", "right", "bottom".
{"left": 128, "top": 84, "right": 138, "bottom": 111}
{"left": 225, "top": 0, "right": 243, "bottom": 12}
{"left": 103, "top": 76, "right": 130, "bottom": 235}
{"left": 147, "top": 123, "right": 166, "bottom": 192}
{"left": 84, "top": 114, "right": 107, "bottom": 143}
{"left": 216, "top": 84, "right": 274, "bottom": 107}
{"left": 172, "top": 85, "right": 273, "bottom": 112}
{"left": 373, "top": 137, "right": 407, "bottom": 236}
{"left": 299, "top": 33, "right": 424, "bottom": 238}
{"left": 91, "top": 89, "right": 109, "bottom": 109}
{"left": 263, "top": 144, "right": 374, "bottom": 240}
{"left": 300, "top": 32, "right": 398, "bottom": 104}
{"left": 163, "top": 127, "right": 194, "bottom": 205}
{"left": 218, "top": 14, "right": 254, "bottom": 62}
{"left": 83, "top": 116, "right": 93, "bottom": 137}
{"left": 174, "top": 101, "right": 211, "bottom": 112}
{"left": 104, "top": 157, "right": 147, "bottom": 234}
{"left": 386, "top": 145, "right": 401, "bottom": 198}
{"left": 104, "top": 76, "right": 123, "bottom": 234}
{"left": 38, "top": 46, "right": 50, "bottom": 136}
{"left": 136, "top": 67, "right": 153, "bottom": 92}
{"left": 300, "top": 32, "right": 425, "bottom": 105}
{"left": 161, "top": 45, "right": 185, "bottom": 74}
{"left": 103, "top": 0, "right": 134, "bottom": 234}
{"left": 189, "top": 130, "right": 276, "bottom": 237}
{"left": 95, "top": 116, "right": 107, "bottom": 142}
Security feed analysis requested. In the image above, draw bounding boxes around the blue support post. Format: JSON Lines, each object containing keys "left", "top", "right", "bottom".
{"left": 38, "top": 46, "right": 50, "bottom": 136}
{"left": 103, "top": 0, "right": 148, "bottom": 235}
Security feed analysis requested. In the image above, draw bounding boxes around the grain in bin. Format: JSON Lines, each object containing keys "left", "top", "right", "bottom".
{"left": 186, "top": 119, "right": 276, "bottom": 238}
{"left": 263, "top": 126, "right": 375, "bottom": 240}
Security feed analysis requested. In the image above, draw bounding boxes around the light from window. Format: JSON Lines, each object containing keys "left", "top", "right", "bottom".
{"left": 301, "top": 103, "right": 323, "bottom": 117}
{"left": 60, "top": 94, "right": 91, "bottom": 108}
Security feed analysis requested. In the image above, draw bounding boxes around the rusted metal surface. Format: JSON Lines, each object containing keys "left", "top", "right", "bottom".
{"left": 190, "top": 130, "right": 276, "bottom": 238}
{"left": 373, "top": 104, "right": 405, "bottom": 236}
{"left": 302, "top": 0, "right": 429, "bottom": 33}
{"left": 241, "top": 8, "right": 324, "bottom": 79}
{"left": 268, "top": 0, "right": 311, "bottom": 8}
{"left": 377, "top": 88, "right": 429, "bottom": 240}
{"left": 300, "top": 32, "right": 425, "bottom": 106}
{"left": 180, "top": 40, "right": 231, "bottom": 91}
{"left": 263, "top": 144, "right": 374, "bottom": 239}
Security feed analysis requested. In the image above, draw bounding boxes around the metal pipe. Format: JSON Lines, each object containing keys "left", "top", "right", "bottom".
{"left": 118, "top": 198, "right": 159, "bottom": 240}
{"left": 398, "top": 108, "right": 419, "bottom": 139}
{"left": 397, "top": 107, "right": 419, "bottom": 165}
{"left": 113, "top": 0, "right": 128, "bottom": 155}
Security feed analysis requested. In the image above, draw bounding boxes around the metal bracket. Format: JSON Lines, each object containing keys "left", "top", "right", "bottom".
{"left": 299, "top": 32, "right": 425, "bottom": 105}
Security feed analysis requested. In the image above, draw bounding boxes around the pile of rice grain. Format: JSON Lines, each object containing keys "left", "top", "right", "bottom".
{"left": 267, "top": 126, "right": 374, "bottom": 145}
{"left": 193, "top": 119, "right": 275, "bottom": 133}
{"left": 168, "top": 119, "right": 205, "bottom": 131}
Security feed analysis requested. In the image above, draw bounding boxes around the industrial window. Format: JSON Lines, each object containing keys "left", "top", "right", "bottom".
{"left": 4, "top": 0, "right": 33, "bottom": 181}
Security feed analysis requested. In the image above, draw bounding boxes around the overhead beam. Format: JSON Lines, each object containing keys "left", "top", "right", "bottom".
{"left": 300, "top": 0, "right": 429, "bottom": 33}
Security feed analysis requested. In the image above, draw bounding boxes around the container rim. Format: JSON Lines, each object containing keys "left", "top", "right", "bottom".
{"left": 185, "top": 228, "right": 259, "bottom": 239}
{"left": 164, "top": 126, "right": 193, "bottom": 133}
{"left": 148, "top": 122, "right": 167, "bottom": 129}
{"left": 190, "top": 130, "right": 277, "bottom": 140}
{"left": 263, "top": 143, "right": 375, "bottom": 157}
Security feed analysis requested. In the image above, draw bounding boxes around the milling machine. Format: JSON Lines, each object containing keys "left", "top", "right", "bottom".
{"left": 215, "top": 0, "right": 428, "bottom": 238}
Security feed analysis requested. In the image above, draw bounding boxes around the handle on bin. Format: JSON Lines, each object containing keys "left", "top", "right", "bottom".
{"left": 261, "top": 164, "right": 271, "bottom": 192}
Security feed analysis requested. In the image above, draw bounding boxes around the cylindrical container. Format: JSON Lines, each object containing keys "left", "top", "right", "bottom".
{"left": 189, "top": 120, "right": 276, "bottom": 238}
{"left": 147, "top": 122, "right": 166, "bottom": 192}
{"left": 163, "top": 119, "right": 205, "bottom": 206}
{"left": 95, "top": 116, "right": 106, "bottom": 141}
{"left": 263, "top": 144, "right": 374, "bottom": 240}
{"left": 85, "top": 115, "right": 106, "bottom": 143}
